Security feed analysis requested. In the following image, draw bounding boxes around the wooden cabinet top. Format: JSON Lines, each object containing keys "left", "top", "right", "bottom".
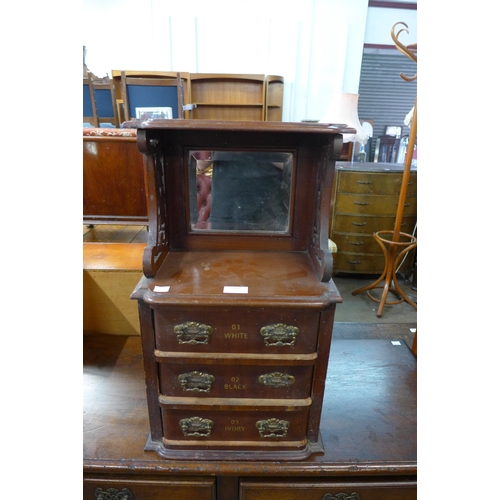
{"left": 126, "top": 119, "right": 353, "bottom": 136}
{"left": 133, "top": 250, "right": 341, "bottom": 308}
{"left": 336, "top": 161, "right": 417, "bottom": 173}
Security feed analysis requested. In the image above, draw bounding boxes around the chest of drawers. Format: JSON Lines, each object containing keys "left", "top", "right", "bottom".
{"left": 133, "top": 251, "right": 340, "bottom": 460}
{"left": 128, "top": 120, "right": 350, "bottom": 460}
{"left": 330, "top": 162, "right": 417, "bottom": 274}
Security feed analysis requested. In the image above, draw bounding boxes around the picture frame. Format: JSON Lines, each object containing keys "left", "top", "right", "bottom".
{"left": 385, "top": 125, "right": 402, "bottom": 138}
{"left": 135, "top": 107, "right": 173, "bottom": 120}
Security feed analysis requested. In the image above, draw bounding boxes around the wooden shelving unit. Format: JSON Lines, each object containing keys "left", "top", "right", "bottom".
{"left": 265, "top": 75, "right": 284, "bottom": 121}
{"left": 102, "top": 71, "right": 284, "bottom": 123}
{"left": 189, "top": 73, "right": 266, "bottom": 121}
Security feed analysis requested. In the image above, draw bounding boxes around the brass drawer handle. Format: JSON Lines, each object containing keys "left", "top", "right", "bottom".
{"left": 178, "top": 371, "right": 214, "bottom": 392}
{"left": 347, "top": 260, "right": 362, "bottom": 265}
{"left": 259, "top": 372, "right": 295, "bottom": 388}
{"left": 260, "top": 323, "right": 299, "bottom": 347}
{"left": 322, "top": 494, "right": 360, "bottom": 500}
{"left": 174, "top": 321, "right": 213, "bottom": 344}
{"left": 179, "top": 417, "right": 214, "bottom": 437}
{"left": 351, "top": 222, "right": 367, "bottom": 226}
{"left": 353, "top": 201, "right": 369, "bottom": 206}
{"left": 94, "top": 487, "right": 134, "bottom": 500}
{"left": 256, "top": 418, "right": 289, "bottom": 438}
{"left": 356, "top": 180, "right": 372, "bottom": 185}
{"left": 348, "top": 241, "right": 364, "bottom": 246}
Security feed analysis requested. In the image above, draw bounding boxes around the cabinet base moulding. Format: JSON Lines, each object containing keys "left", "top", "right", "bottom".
{"left": 145, "top": 433, "right": 325, "bottom": 461}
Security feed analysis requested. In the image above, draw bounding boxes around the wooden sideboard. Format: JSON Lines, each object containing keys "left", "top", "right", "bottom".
{"left": 83, "top": 128, "right": 148, "bottom": 225}
{"left": 83, "top": 334, "right": 417, "bottom": 499}
{"left": 330, "top": 162, "right": 417, "bottom": 274}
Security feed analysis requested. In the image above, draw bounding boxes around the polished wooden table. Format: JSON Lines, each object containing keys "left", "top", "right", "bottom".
{"left": 83, "top": 334, "right": 416, "bottom": 499}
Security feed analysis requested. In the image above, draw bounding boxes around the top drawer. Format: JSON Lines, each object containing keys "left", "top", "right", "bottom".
{"left": 154, "top": 306, "right": 321, "bottom": 354}
{"left": 337, "top": 171, "right": 417, "bottom": 195}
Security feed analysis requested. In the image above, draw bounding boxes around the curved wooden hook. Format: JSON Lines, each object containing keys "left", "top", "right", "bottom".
{"left": 391, "top": 22, "right": 417, "bottom": 81}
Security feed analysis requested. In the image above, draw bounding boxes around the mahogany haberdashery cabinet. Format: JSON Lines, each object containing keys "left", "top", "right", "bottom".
{"left": 128, "top": 120, "right": 353, "bottom": 461}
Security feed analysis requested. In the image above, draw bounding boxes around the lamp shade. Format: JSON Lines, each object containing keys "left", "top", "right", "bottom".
{"left": 319, "top": 92, "right": 368, "bottom": 144}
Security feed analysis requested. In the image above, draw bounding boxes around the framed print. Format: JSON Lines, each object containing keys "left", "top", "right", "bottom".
{"left": 135, "top": 107, "right": 173, "bottom": 120}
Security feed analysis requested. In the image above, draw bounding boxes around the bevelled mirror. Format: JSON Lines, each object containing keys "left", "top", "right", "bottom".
{"left": 188, "top": 150, "right": 293, "bottom": 233}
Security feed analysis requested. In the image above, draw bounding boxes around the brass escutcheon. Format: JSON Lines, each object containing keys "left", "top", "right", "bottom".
{"left": 174, "top": 321, "right": 213, "bottom": 344}
{"left": 260, "top": 323, "right": 299, "bottom": 347}
{"left": 258, "top": 372, "right": 295, "bottom": 388}
{"left": 94, "top": 487, "right": 134, "bottom": 500}
{"left": 179, "top": 417, "right": 214, "bottom": 437}
{"left": 255, "top": 418, "right": 289, "bottom": 438}
{"left": 178, "top": 371, "right": 214, "bottom": 392}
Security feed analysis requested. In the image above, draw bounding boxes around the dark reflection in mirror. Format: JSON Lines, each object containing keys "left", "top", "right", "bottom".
{"left": 189, "top": 150, "right": 293, "bottom": 233}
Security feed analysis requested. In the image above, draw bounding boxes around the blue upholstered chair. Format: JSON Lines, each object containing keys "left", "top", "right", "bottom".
{"left": 83, "top": 76, "right": 98, "bottom": 127}
{"left": 120, "top": 72, "right": 194, "bottom": 122}
{"left": 83, "top": 73, "right": 118, "bottom": 127}
{"left": 92, "top": 77, "right": 118, "bottom": 127}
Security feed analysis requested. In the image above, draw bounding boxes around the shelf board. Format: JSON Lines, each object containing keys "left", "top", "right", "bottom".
{"left": 193, "top": 103, "right": 264, "bottom": 107}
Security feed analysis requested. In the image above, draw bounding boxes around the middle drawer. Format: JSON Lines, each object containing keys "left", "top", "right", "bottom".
{"left": 156, "top": 354, "right": 316, "bottom": 399}
{"left": 334, "top": 193, "right": 417, "bottom": 215}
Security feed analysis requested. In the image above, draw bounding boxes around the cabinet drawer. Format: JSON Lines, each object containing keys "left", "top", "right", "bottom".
{"left": 161, "top": 407, "right": 310, "bottom": 444}
{"left": 154, "top": 306, "right": 320, "bottom": 354}
{"left": 332, "top": 214, "right": 417, "bottom": 235}
{"left": 240, "top": 478, "right": 416, "bottom": 500}
{"left": 157, "top": 357, "right": 315, "bottom": 398}
{"left": 331, "top": 233, "right": 383, "bottom": 255}
{"left": 83, "top": 476, "right": 216, "bottom": 500}
{"left": 337, "top": 171, "right": 417, "bottom": 195}
{"left": 334, "top": 252, "right": 414, "bottom": 274}
{"left": 335, "top": 193, "right": 417, "bottom": 216}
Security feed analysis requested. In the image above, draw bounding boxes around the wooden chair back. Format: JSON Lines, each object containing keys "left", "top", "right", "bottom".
{"left": 120, "top": 72, "right": 186, "bottom": 122}
{"left": 83, "top": 76, "right": 98, "bottom": 126}
{"left": 92, "top": 75, "right": 118, "bottom": 127}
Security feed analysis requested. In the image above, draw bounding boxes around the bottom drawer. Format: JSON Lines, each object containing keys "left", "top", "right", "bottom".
{"left": 240, "top": 478, "right": 417, "bottom": 500}
{"left": 83, "top": 476, "right": 215, "bottom": 500}
{"left": 161, "top": 407, "right": 310, "bottom": 445}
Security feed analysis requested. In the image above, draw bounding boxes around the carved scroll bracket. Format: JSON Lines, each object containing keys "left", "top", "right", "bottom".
{"left": 137, "top": 129, "right": 169, "bottom": 278}
{"left": 310, "top": 136, "right": 342, "bottom": 282}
